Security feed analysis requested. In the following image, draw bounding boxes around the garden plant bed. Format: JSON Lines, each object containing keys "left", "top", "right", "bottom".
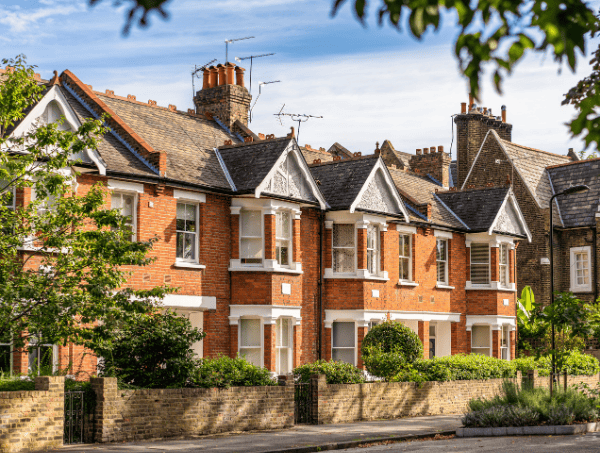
{"left": 456, "top": 422, "right": 600, "bottom": 437}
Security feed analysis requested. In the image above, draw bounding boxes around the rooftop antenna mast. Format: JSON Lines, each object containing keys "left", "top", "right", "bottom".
{"left": 235, "top": 53, "right": 275, "bottom": 95}
{"left": 274, "top": 111, "right": 323, "bottom": 144}
{"left": 225, "top": 36, "right": 254, "bottom": 62}
{"left": 191, "top": 59, "right": 217, "bottom": 97}
{"left": 249, "top": 80, "right": 281, "bottom": 123}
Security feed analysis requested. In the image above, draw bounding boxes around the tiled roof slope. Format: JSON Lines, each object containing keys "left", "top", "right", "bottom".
{"left": 309, "top": 157, "right": 377, "bottom": 210}
{"left": 387, "top": 167, "right": 465, "bottom": 229}
{"left": 301, "top": 147, "right": 333, "bottom": 164}
{"left": 547, "top": 158, "right": 600, "bottom": 227}
{"left": 496, "top": 134, "right": 570, "bottom": 206}
{"left": 328, "top": 142, "right": 353, "bottom": 159}
{"left": 218, "top": 137, "right": 292, "bottom": 193}
{"left": 97, "top": 94, "right": 235, "bottom": 189}
{"left": 61, "top": 88, "right": 157, "bottom": 178}
{"left": 437, "top": 186, "right": 510, "bottom": 231}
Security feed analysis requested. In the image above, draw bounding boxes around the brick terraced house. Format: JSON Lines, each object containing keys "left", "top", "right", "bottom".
{"left": 2, "top": 66, "right": 532, "bottom": 377}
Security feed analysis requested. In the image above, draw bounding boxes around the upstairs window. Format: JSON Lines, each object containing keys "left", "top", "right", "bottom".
{"left": 240, "top": 210, "right": 263, "bottom": 265}
{"left": 276, "top": 211, "right": 291, "bottom": 266}
{"left": 176, "top": 202, "right": 198, "bottom": 262}
{"left": 366, "top": 224, "right": 379, "bottom": 274}
{"left": 436, "top": 239, "right": 448, "bottom": 285}
{"left": 570, "top": 246, "right": 591, "bottom": 292}
{"left": 499, "top": 244, "right": 509, "bottom": 287}
{"left": 470, "top": 243, "right": 490, "bottom": 285}
{"left": 111, "top": 192, "right": 136, "bottom": 241}
{"left": 333, "top": 224, "right": 355, "bottom": 273}
{"left": 399, "top": 234, "right": 412, "bottom": 281}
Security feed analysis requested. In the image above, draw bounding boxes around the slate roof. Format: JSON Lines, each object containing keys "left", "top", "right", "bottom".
{"left": 96, "top": 94, "right": 235, "bottom": 189}
{"left": 449, "top": 161, "right": 457, "bottom": 187}
{"left": 328, "top": 142, "right": 353, "bottom": 159}
{"left": 387, "top": 167, "right": 465, "bottom": 229}
{"left": 218, "top": 137, "right": 293, "bottom": 193}
{"left": 309, "top": 157, "right": 378, "bottom": 210}
{"left": 547, "top": 158, "right": 600, "bottom": 228}
{"left": 436, "top": 186, "right": 510, "bottom": 232}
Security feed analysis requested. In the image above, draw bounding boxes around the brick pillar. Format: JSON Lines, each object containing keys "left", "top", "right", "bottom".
{"left": 357, "top": 326, "right": 366, "bottom": 369}
{"left": 324, "top": 226, "right": 333, "bottom": 269}
{"left": 492, "top": 329, "right": 500, "bottom": 358}
{"left": 293, "top": 324, "right": 301, "bottom": 369}
{"left": 230, "top": 211, "right": 240, "bottom": 259}
{"left": 230, "top": 323, "right": 238, "bottom": 358}
{"left": 418, "top": 321, "right": 430, "bottom": 359}
{"left": 91, "top": 377, "right": 118, "bottom": 443}
{"left": 264, "top": 213, "right": 276, "bottom": 260}
{"left": 293, "top": 218, "right": 301, "bottom": 264}
{"left": 33, "top": 376, "right": 65, "bottom": 449}
{"left": 323, "top": 327, "right": 332, "bottom": 360}
{"left": 357, "top": 227, "right": 367, "bottom": 270}
{"left": 490, "top": 246, "right": 499, "bottom": 283}
{"left": 264, "top": 323, "right": 276, "bottom": 371}
{"left": 310, "top": 374, "right": 326, "bottom": 425}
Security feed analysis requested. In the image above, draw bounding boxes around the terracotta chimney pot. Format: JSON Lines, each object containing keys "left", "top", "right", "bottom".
{"left": 430, "top": 147, "right": 436, "bottom": 154}
{"left": 438, "top": 145, "right": 444, "bottom": 153}
{"left": 416, "top": 149, "right": 422, "bottom": 155}
{"left": 501, "top": 105, "right": 507, "bottom": 123}
{"left": 217, "top": 64, "right": 226, "bottom": 86}
{"left": 469, "top": 93, "right": 474, "bottom": 110}
{"left": 208, "top": 66, "right": 218, "bottom": 88}
{"left": 423, "top": 147, "right": 429, "bottom": 154}
{"left": 235, "top": 66, "right": 245, "bottom": 87}
{"left": 225, "top": 62, "right": 236, "bottom": 85}
{"left": 202, "top": 68, "right": 210, "bottom": 90}
{"left": 461, "top": 102, "right": 466, "bottom": 114}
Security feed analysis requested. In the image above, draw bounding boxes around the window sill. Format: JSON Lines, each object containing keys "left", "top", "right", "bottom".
{"left": 173, "top": 261, "right": 206, "bottom": 270}
{"left": 435, "top": 284, "right": 455, "bottom": 290}
{"left": 229, "top": 259, "right": 303, "bottom": 274}
{"left": 324, "top": 268, "right": 389, "bottom": 281}
{"left": 466, "top": 281, "right": 516, "bottom": 291}
{"left": 398, "top": 281, "right": 419, "bottom": 287}
{"left": 569, "top": 288, "right": 593, "bottom": 294}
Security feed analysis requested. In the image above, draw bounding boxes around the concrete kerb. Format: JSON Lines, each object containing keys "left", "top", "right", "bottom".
{"left": 456, "top": 422, "right": 599, "bottom": 438}
{"left": 261, "top": 430, "right": 457, "bottom": 453}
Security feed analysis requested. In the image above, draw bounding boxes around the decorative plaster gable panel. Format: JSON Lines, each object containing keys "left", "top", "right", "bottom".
{"left": 356, "top": 170, "right": 400, "bottom": 215}
{"left": 264, "top": 152, "right": 316, "bottom": 202}
{"left": 495, "top": 199, "right": 526, "bottom": 236}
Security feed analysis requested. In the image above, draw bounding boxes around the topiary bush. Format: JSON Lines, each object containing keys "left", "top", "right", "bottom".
{"left": 294, "top": 360, "right": 365, "bottom": 384}
{"left": 192, "top": 355, "right": 276, "bottom": 388}
{"left": 361, "top": 321, "right": 423, "bottom": 380}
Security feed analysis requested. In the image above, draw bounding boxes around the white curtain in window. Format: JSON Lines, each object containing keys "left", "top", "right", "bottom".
{"left": 239, "top": 319, "right": 262, "bottom": 366}
{"left": 240, "top": 211, "right": 263, "bottom": 264}
{"left": 333, "top": 224, "right": 355, "bottom": 273}
{"left": 470, "top": 243, "right": 490, "bottom": 285}
{"left": 471, "top": 326, "right": 490, "bottom": 356}
{"left": 332, "top": 321, "right": 355, "bottom": 365}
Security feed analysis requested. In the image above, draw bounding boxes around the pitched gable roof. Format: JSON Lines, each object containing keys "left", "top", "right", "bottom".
{"left": 547, "top": 158, "right": 600, "bottom": 228}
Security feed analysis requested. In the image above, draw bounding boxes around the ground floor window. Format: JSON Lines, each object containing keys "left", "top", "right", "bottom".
{"left": 239, "top": 318, "right": 262, "bottom": 367}
{"left": 501, "top": 325, "right": 510, "bottom": 360}
{"left": 276, "top": 318, "right": 293, "bottom": 375}
{"left": 471, "top": 325, "right": 490, "bottom": 356}
{"left": 429, "top": 324, "right": 436, "bottom": 358}
{"left": 368, "top": 319, "right": 382, "bottom": 331}
{"left": 332, "top": 321, "right": 355, "bottom": 365}
{"left": 0, "top": 332, "right": 11, "bottom": 374}
{"left": 28, "top": 339, "right": 57, "bottom": 375}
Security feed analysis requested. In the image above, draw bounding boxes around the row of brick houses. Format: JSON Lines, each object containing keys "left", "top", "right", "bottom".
{"left": 3, "top": 65, "right": 537, "bottom": 377}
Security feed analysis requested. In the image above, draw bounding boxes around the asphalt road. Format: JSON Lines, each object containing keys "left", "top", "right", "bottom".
{"left": 341, "top": 433, "right": 600, "bottom": 452}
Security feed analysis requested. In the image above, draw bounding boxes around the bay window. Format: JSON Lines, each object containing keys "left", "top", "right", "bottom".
{"left": 276, "top": 211, "right": 291, "bottom": 266}
{"left": 436, "top": 239, "right": 448, "bottom": 285}
{"left": 470, "top": 243, "right": 490, "bottom": 285}
{"left": 499, "top": 244, "right": 509, "bottom": 288}
{"left": 399, "top": 233, "right": 412, "bottom": 282}
{"left": 176, "top": 202, "right": 198, "bottom": 262}
{"left": 240, "top": 210, "right": 263, "bottom": 265}
{"left": 276, "top": 318, "right": 293, "bottom": 374}
{"left": 331, "top": 321, "right": 355, "bottom": 365}
{"left": 366, "top": 224, "right": 379, "bottom": 274}
{"left": 501, "top": 325, "right": 510, "bottom": 360}
{"left": 471, "top": 325, "right": 490, "bottom": 356}
{"left": 111, "top": 192, "right": 136, "bottom": 241}
{"left": 333, "top": 224, "right": 355, "bottom": 274}
{"left": 239, "top": 318, "right": 262, "bottom": 367}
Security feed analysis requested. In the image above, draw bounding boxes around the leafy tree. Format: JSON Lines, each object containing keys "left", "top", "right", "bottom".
{"left": 361, "top": 320, "right": 423, "bottom": 380}
{"left": 93, "top": 310, "right": 205, "bottom": 388}
{"left": 0, "top": 55, "right": 167, "bottom": 363}
{"left": 516, "top": 286, "right": 547, "bottom": 355}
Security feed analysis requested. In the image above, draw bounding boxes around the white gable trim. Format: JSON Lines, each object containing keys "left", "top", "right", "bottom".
{"left": 254, "top": 139, "right": 328, "bottom": 209}
{"left": 488, "top": 189, "right": 532, "bottom": 242}
{"left": 350, "top": 158, "right": 409, "bottom": 222}
{"left": 8, "top": 85, "right": 107, "bottom": 176}
{"left": 461, "top": 130, "right": 542, "bottom": 209}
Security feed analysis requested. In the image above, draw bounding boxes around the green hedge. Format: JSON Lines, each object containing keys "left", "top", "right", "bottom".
{"left": 294, "top": 360, "right": 365, "bottom": 384}
{"left": 0, "top": 376, "right": 35, "bottom": 391}
{"left": 513, "top": 351, "right": 599, "bottom": 377}
{"left": 192, "top": 355, "right": 276, "bottom": 388}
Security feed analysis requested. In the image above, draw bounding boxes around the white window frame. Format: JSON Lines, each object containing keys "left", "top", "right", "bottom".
{"left": 436, "top": 239, "right": 448, "bottom": 285}
{"left": 500, "top": 325, "right": 510, "bottom": 360}
{"left": 429, "top": 324, "right": 436, "bottom": 358}
{"left": 240, "top": 209, "right": 264, "bottom": 266}
{"left": 275, "top": 317, "right": 293, "bottom": 375}
{"left": 175, "top": 201, "right": 200, "bottom": 264}
{"left": 331, "top": 321, "right": 357, "bottom": 365}
{"left": 332, "top": 224, "right": 357, "bottom": 275}
{"left": 275, "top": 210, "right": 293, "bottom": 267}
{"left": 499, "top": 243, "right": 510, "bottom": 288}
{"left": 368, "top": 319, "right": 382, "bottom": 331}
{"left": 1, "top": 183, "right": 15, "bottom": 210}
{"left": 470, "top": 325, "right": 491, "bottom": 357}
{"left": 111, "top": 191, "right": 138, "bottom": 241}
{"left": 27, "top": 337, "right": 58, "bottom": 375}
{"left": 570, "top": 246, "right": 592, "bottom": 292}
{"left": 366, "top": 224, "right": 380, "bottom": 275}
{"left": 399, "top": 233, "right": 412, "bottom": 282}
{"left": 470, "top": 243, "right": 490, "bottom": 286}
{"left": 238, "top": 317, "right": 264, "bottom": 367}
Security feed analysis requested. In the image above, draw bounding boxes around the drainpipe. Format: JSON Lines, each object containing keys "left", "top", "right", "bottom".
{"left": 318, "top": 209, "right": 324, "bottom": 360}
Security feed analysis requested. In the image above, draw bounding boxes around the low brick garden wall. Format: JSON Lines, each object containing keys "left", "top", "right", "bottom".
{"left": 0, "top": 376, "right": 64, "bottom": 453}
{"left": 90, "top": 377, "right": 295, "bottom": 442}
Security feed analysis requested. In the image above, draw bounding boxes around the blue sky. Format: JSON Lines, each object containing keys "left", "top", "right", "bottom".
{"left": 2, "top": 0, "right": 598, "bottom": 156}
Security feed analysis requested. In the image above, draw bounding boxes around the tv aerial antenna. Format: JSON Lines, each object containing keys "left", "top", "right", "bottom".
{"left": 225, "top": 36, "right": 254, "bottom": 62}
{"left": 249, "top": 80, "right": 281, "bottom": 123}
{"left": 235, "top": 53, "right": 275, "bottom": 95}
{"left": 191, "top": 59, "right": 217, "bottom": 96}
{"left": 274, "top": 108, "right": 323, "bottom": 144}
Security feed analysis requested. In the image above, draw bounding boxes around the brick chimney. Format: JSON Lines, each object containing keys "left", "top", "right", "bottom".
{"left": 454, "top": 98, "right": 512, "bottom": 187}
{"left": 194, "top": 63, "right": 252, "bottom": 131}
{"left": 409, "top": 146, "right": 451, "bottom": 187}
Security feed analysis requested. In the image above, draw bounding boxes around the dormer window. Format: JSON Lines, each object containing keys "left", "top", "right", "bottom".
{"left": 240, "top": 210, "right": 263, "bottom": 265}
{"left": 333, "top": 224, "right": 355, "bottom": 274}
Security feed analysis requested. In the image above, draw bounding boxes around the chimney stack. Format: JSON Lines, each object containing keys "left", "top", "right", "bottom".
{"left": 409, "top": 145, "right": 451, "bottom": 187}
{"left": 501, "top": 105, "right": 507, "bottom": 123}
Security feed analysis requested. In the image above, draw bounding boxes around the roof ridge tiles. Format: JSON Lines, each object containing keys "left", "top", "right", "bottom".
{"left": 218, "top": 136, "right": 290, "bottom": 150}
{"left": 307, "top": 153, "right": 378, "bottom": 167}
{"left": 546, "top": 156, "right": 600, "bottom": 169}
{"left": 95, "top": 90, "right": 200, "bottom": 118}
{"left": 500, "top": 138, "right": 571, "bottom": 160}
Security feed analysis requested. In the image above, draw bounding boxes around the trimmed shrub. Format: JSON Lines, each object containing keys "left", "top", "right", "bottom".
{"left": 294, "top": 360, "right": 365, "bottom": 384}
{"left": 0, "top": 376, "right": 35, "bottom": 391}
{"left": 192, "top": 355, "right": 276, "bottom": 388}
{"left": 513, "top": 351, "right": 599, "bottom": 377}
{"left": 462, "top": 405, "right": 540, "bottom": 428}
{"left": 361, "top": 321, "right": 423, "bottom": 379}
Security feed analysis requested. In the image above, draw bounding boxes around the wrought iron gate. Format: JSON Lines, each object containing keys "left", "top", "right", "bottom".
{"left": 294, "top": 382, "right": 312, "bottom": 424}
{"left": 64, "top": 390, "right": 85, "bottom": 444}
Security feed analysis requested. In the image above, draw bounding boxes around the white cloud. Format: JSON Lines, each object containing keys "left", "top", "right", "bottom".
{"left": 0, "top": 3, "right": 83, "bottom": 33}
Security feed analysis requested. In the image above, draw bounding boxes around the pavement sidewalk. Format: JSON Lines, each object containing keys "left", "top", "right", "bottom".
{"left": 59, "top": 415, "right": 461, "bottom": 453}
